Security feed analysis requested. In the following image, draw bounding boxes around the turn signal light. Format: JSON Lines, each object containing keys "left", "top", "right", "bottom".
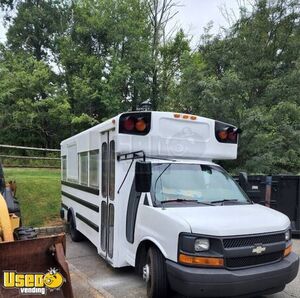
{"left": 284, "top": 245, "right": 292, "bottom": 257}
{"left": 215, "top": 121, "right": 241, "bottom": 144}
{"left": 135, "top": 118, "right": 147, "bottom": 132}
{"left": 218, "top": 130, "right": 228, "bottom": 140}
{"left": 179, "top": 254, "right": 224, "bottom": 267}
{"left": 123, "top": 117, "right": 135, "bottom": 131}
{"left": 119, "top": 112, "right": 151, "bottom": 135}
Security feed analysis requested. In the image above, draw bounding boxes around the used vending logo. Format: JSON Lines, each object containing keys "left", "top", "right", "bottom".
{"left": 2, "top": 268, "right": 65, "bottom": 295}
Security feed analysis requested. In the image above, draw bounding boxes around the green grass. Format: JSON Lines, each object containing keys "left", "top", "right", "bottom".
{"left": 4, "top": 168, "right": 62, "bottom": 227}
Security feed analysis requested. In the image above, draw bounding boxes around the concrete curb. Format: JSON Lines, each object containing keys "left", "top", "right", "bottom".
{"left": 35, "top": 225, "right": 66, "bottom": 235}
{"left": 68, "top": 263, "right": 110, "bottom": 298}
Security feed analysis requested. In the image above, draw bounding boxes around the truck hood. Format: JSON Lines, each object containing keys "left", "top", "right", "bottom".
{"left": 163, "top": 204, "right": 290, "bottom": 236}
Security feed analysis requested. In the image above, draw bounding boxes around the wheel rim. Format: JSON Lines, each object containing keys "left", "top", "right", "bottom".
{"left": 143, "top": 264, "right": 150, "bottom": 282}
{"left": 146, "top": 254, "right": 152, "bottom": 294}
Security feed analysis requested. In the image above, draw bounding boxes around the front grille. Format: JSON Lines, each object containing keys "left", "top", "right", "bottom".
{"left": 226, "top": 251, "right": 283, "bottom": 268}
{"left": 223, "top": 233, "right": 285, "bottom": 248}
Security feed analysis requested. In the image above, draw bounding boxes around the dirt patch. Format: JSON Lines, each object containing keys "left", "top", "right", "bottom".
{"left": 44, "top": 218, "right": 64, "bottom": 227}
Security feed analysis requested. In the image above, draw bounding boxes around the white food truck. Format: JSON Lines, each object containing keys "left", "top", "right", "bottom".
{"left": 60, "top": 111, "right": 299, "bottom": 297}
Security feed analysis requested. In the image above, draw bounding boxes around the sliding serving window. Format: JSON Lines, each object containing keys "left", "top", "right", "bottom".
{"left": 79, "top": 152, "right": 88, "bottom": 186}
{"left": 89, "top": 150, "right": 99, "bottom": 189}
{"left": 66, "top": 148, "right": 99, "bottom": 191}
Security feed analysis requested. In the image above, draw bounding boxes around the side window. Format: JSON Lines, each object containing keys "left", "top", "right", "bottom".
{"left": 67, "top": 144, "right": 78, "bottom": 182}
{"left": 79, "top": 152, "right": 88, "bottom": 186}
{"left": 109, "top": 141, "right": 115, "bottom": 200}
{"left": 89, "top": 150, "right": 99, "bottom": 188}
{"left": 108, "top": 203, "right": 114, "bottom": 258}
{"left": 101, "top": 143, "right": 108, "bottom": 197}
{"left": 61, "top": 156, "right": 67, "bottom": 181}
{"left": 101, "top": 201, "right": 107, "bottom": 252}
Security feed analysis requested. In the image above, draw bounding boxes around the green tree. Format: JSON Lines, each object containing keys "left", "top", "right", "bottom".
{"left": 1, "top": 0, "right": 69, "bottom": 62}
{"left": 192, "top": 0, "right": 300, "bottom": 173}
{"left": 0, "top": 0, "right": 299, "bottom": 174}
{"left": 146, "top": 0, "right": 179, "bottom": 110}
{"left": 59, "top": 0, "right": 152, "bottom": 123}
{"left": 0, "top": 48, "right": 72, "bottom": 148}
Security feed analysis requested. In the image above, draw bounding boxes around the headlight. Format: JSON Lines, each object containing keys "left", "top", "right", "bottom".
{"left": 285, "top": 230, "right": 291, "bottom": 241}
{"left": 195, "top": 238, "right": 210, "bottom": 251}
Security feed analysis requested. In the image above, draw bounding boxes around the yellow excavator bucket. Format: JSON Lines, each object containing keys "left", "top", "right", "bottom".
{"left": 0, "top": 233, "right": 74, "bottom": 297}
{"left": 0, "top": 194, "right": 73, "bottom": 297}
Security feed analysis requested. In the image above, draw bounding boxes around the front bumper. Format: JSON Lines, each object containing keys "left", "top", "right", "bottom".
{"left": 166, "top": 252, "right": 299, "bottom": 297}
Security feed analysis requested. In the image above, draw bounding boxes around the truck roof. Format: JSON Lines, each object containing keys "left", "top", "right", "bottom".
{"left": 61, "top": 111, "right": 239, "bottom": 161}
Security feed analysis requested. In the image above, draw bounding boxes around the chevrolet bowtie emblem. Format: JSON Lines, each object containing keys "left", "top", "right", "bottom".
{"left": 252, "top": 245, "right": 266, "bottom": 254}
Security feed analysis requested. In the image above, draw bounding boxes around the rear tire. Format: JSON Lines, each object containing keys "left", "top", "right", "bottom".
{"left": 14, "top": 227, "right": 37, "bottom": 240}
{"left": 144, "top": 247, "right": 169, "bottom": 298}
{"left": 69, "top": 214, "right": 84, "bottom": 242}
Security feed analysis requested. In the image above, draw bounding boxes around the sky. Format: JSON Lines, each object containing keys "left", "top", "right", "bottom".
{"left": 167, "top": 0, "right": 243, "bottom": 45}
{"left": 0, "top": 0, "right": 246, "bottom": 44}
{"left": 0, "top": 10, "right": 5, "bottom": 43}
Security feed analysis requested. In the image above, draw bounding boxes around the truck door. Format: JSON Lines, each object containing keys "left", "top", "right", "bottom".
{"left": 99, "top": 130, "right": 115, "bottom": 262}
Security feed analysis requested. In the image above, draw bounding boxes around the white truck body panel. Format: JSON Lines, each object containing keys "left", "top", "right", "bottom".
{"left": 116, "top": 112, "right": 238, "bottom": 160}
{"left": 60, "top": 111, "right": 292, "bottom": 271}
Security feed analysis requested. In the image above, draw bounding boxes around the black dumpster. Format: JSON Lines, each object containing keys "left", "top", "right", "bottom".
{"left": 235, "top": 174, "right": 300, "bottom": 236}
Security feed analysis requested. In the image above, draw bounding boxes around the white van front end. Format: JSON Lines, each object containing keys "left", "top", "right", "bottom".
{"left": 164, "top": 205, "right": 298, "bottom": 297}
{"left": 132, "top": 159, "right": 299, "bottom": 297}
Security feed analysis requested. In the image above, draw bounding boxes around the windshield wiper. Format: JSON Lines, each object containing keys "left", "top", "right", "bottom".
{"left": 160, "top": 199, "right": 213, "bottom": 206}
{"left": 197, "top": 201, "right": 215, "bottom": 206}
{"left": 210, "top": 199, "right": 248, "bottom": 205}
{"left": 160, "top": 198, "right": 198, "bottom": 204}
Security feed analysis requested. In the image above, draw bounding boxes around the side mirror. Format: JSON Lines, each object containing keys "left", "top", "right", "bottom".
{"left": 135, "top": 161, "right": 152, "bottom": 192}
{"left": 239, "top": 172, "right": 248, "bottom": 191}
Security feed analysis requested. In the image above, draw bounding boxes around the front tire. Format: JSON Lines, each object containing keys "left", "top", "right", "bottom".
{"left": 69, "top": 214, "right": 84, "bottom": 242}
{"left": 144, "top": 247, "right": 169, "bottom": 298}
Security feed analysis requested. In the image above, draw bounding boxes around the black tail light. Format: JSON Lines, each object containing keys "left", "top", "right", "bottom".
{"left": 119, "top": 112, "right": 151, "bottom": 135}
{"left": 215, "top": 121, "right": 242, "bottom": 144}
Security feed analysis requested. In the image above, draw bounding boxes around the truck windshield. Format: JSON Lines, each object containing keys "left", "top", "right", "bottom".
{"left": 151, "top": 163, "right": 250, "bottom": 206}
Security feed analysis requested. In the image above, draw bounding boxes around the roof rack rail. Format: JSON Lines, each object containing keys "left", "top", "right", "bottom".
{"left": 117, "top": 151, "right": 145, "bottom": 162}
